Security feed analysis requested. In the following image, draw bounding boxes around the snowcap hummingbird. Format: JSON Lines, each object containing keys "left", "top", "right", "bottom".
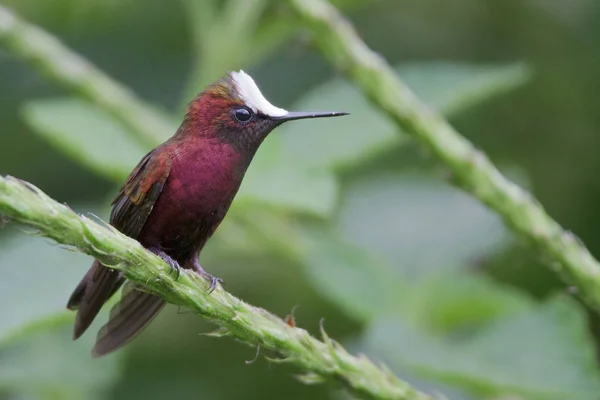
{"left": 66, "top": 70, "right": 348, "bottom": 357}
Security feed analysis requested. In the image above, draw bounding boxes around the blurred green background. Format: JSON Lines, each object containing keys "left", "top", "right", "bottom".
{"left": 2, "top": 0, "right": 600, "bottom": 399}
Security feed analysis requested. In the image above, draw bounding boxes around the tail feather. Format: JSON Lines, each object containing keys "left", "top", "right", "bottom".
{"left": 67, "top": 261, "right": 125, "bottom": 340}
{"left": 92, "top": 282, "right": 165, "bottom": 357}
{"left": 66, "top": 270, "right": 91, "bottom": 311}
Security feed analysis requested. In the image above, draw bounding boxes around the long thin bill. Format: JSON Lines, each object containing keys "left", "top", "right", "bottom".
{"left": 273, "top": 111, "right": 349, "bottom": 122}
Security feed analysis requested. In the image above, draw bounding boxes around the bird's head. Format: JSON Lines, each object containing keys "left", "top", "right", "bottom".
{"left": 182, "top": 70, "right": 348, "bottom": 150}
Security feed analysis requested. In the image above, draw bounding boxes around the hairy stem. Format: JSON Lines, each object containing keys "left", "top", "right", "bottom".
{"left": 288, "top": 0, "right": 600, "bottom": 311}
{"left": 0, "top": 5, "right": 172, "bottom": 147}
{"left": 0, "top": 175, "right": 431, "bottom": 400}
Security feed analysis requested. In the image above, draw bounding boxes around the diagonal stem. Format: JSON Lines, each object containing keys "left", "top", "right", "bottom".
{"left": 0, "top": 175, "right": 431, "bottom": 400}
{"left": 288, "top": 0, "right": 600, "bottom": 312}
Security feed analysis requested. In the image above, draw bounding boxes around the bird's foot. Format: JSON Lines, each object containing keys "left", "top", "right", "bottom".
{"left": 191, "top": 261, "right": 223, "bottom": 294}
{"left": 149, "top": 247, "right": 181, "bottom": 279}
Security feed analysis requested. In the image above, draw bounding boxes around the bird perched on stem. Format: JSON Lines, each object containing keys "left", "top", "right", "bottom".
{"left": 66, "top": 70, "right": 348, "bottom": 357}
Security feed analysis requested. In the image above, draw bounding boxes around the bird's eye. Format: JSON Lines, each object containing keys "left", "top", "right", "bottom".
{"left": 233, "top": 107, "right": 253, "bottom": 123}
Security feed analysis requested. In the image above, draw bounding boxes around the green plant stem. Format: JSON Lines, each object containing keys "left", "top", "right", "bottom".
{"left": 180, "top": 0, "right": 269, "bottom": 104}
{"left": 0, "top": 5, "right": 172, "bottom": 148}
{"left": 0, "top": 175, "right": 431, "bottom": 400}
{"left": 179, "top": 0, "right": 292, "bottom": 109}
{"left": 288, "top": 0, "right": 600, "bottom": 311}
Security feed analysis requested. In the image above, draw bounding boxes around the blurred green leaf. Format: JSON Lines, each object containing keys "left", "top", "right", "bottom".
{"left": 336, "top": 172, "right": 511, "bottom": 278}
{"left": 180, "top": 0, "right": 371, "bottom": 104}
{"left": 400, "top": 271, "right": 532, "bottom": 334}
{"left": 398, "top": 62, "right": 531, "bottom": 115}
{"left": 0, "top": 223, "right": 123, "bottom": 399}
{"left": 363, "top": 296, "right": 600, "bottom": 400}
{"left": 182, "top": 0, "right": 270, "bottom": 95}
{"left": 281, "top": 62, "right": 531, "bottom": 169}
{"left": 300, "top": 225, "right": 529, "bottom": 327}
{"left": 0, "top": 228, "right": 95, "bottom": 339}
{"left": 182, "top": 0, "right": 298, "bottom": 103}
{"left": 237, "top": 135, "right": 339, "bottom": 216}
{"left": 0, "top": 314, "right": 122, "bottom": 400}
{"left": 22, "top": 98, "right": 148, "bottom": 182}
{"left": 300, "top": 227, "right": 404, "bottom": 320}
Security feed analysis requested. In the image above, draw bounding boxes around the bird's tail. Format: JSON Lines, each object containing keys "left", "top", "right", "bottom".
{"left": 67, "top": 260, "right": 125, "bottom": 340}
{"left": 67, "top": 260, "right": 166, "bottom": 357}
{"left": 92, "top": 282, "right": 165, "bottom": 357}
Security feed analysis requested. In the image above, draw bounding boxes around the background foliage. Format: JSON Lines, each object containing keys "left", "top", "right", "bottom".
{"left": 2, "top": 0, "right": 600, "bottom": 399}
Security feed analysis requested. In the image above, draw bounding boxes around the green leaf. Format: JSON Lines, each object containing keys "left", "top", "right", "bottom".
{"left": 300, "top": 226, "right": 529, "bottom": 326}
{"left": 336, "top": 172, "right": 511, "bottom": 278}
{"left": 281, "top": 62, "right": 531, "bottom": 169}
{"left": 22, "top": 98, "right": 149, "bottom": 182}
{"left": 398, "top": 62, "right": 531, "bottom": 115}
{"left": 0, "top": 228, "right": 94, "bottom": 339}
{"left": 0, "top": 223, "right": 123, "bottom": 399}
{"left": 363, "top": 296, "right": 600, "bottom": 400}
{"left": 236, "top": 135, "right": 339, "bottom": 216}
{"left": 300, "top": 227, "right": 404, "bottom": 321}
{"left": 0, "top": 313, "right": 122, "bottom": 400}
{"left": 399, "top": 271, "right": 533, "bottom": 333}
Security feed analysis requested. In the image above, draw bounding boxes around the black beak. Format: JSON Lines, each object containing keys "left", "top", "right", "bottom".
{"left": 272, "top": 111, "right": 349, "bottom": 122}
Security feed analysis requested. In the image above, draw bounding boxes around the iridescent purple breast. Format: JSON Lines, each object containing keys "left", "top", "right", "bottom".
{"left": 138, "top": 139, "right": 247, "bottom": 263}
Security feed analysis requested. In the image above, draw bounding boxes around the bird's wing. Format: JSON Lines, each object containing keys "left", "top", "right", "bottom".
{"left": 85, "top": 148, "right": 173, "bottom": 356}
{"left": 110, "top": 148, "right": 173, "bottom": 238}
{"left": 67, "top": 148, "right": 172, "bottom": 343}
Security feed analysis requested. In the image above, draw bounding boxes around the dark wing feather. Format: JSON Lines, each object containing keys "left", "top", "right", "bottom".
{"left": 110, "top": 149, "right": 173, "bottom": 237}
{"left": 68, "top": 261, "right": 125, "bottom": 339}
{"left": 67, "top": 148, "right": 172, "bottom": 343}
{"left": 92, "top": 282, "right": 166, "bottom": 357}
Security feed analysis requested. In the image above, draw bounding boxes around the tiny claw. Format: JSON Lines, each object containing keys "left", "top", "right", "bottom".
{"left": 191, "top": 259, "right": 223, "bottom": 293}
{"left": 207, "top": 275, "right": 224, "bottom": 294}
{"left": 169, "top": 263, "right": 182, "bottom": 280}
{"left": 163, "top": 257, "right": 181, "bottom": 279}
{"left": 149, "top": 246, "right": 181, "bottom": 280}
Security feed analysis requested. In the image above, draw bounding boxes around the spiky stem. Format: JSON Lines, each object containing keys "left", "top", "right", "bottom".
{"left": 288, "top": 0, "right": 600, "bottom": 311}
{"left": 0, "top": 175, "right": 431, "bottom": 400}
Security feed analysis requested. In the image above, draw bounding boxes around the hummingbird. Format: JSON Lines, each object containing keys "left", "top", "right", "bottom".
{"left": 66, "top": 70, "right": 348, "bottom": 357}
